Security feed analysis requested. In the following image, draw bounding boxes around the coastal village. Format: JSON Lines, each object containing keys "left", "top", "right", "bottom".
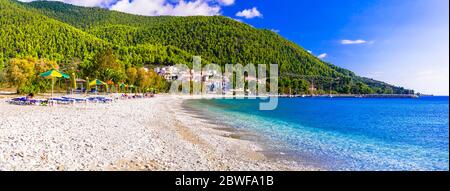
{"left": 154, "top": 65, "right": 261, "bottom": 95}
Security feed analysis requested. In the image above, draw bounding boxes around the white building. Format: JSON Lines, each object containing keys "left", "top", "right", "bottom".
{"left": 155, "top": 66, "right": 240, "bottom": 94}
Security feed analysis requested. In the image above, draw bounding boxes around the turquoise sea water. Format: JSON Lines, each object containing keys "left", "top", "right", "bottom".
{"left": 186, "top": 96, "right": 449, "bottom": 171}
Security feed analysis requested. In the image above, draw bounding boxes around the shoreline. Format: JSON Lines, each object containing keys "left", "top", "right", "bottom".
{"left": 0, "top": 94, "right": 314, "bottom": 171}
{"left": 180, "top": 98, "right": 323, "bottom": 169}
{"left": 178, "top": 99, "right": 313, "bottom": 169}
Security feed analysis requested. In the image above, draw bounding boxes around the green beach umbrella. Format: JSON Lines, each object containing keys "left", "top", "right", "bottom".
{"left": 39, "top": 69, "right": 70, "bottom": 98}
{"left": 40, "top": 69, "right": 70, "bottom": 79}
{"left": 89, "top": 79, "right": 108, "bottom": 92}
{"left": 119, "top": 83, "right": 126, "bottom": 93}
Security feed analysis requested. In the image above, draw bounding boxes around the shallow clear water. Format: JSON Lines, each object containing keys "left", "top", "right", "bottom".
{"left": 186, "top": 96, "right": 449, "bottom": 171}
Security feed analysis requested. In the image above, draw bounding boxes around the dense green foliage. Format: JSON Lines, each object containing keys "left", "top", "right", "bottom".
{"left": 4, "top": 57, "right": 58, "bottom": 93}
{"left": 0, "top": 0, "right": 194, "bottom": 66}
{"left": 0, "top": 0, "right": 412, "bottom": 94}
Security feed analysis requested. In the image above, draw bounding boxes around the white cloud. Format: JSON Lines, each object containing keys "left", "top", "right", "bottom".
{"left": 217, "top": 0, "right": 235, "bottom": 6}
{"left": 110, "top": 0, "right": 221, "bottom": 16}
{"left": 307, "top": 50, "right": 312, "bottom": 54}
{"left": 317, "top": 53, "right": 327, "bottom": 59}
{"left": 340, "top": 39, "right": 374, "bottom": 45}
{"left": 236, "top": 7, "right": 263, "bottom": 19}
{"left": 18, "top": 0, "right": 230, "bottom": 16}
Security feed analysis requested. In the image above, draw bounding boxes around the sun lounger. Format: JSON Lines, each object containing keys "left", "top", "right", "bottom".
{"left": 87, "top": 97, "right": 113, "bottom": 103}
{"left": 8, "top": 97, "right": 46, "bottom": 106}
{"left": 62, "top": 97, "right": 87, "bottom": 103}
{"left": 9, "top": 95, "right": 114, "bottom": 106}
{"left": 49, "top": 98, "right": 76, "bottom": 105}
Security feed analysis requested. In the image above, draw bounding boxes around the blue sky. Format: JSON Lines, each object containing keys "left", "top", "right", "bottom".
{"left": 20, "top": 0, "right": 450, "bottom": 95}
{"left": 225, "top": 0, "right": 449, "bottom": 95}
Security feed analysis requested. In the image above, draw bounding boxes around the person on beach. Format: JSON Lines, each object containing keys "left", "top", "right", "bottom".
{"left": 26, "top": 93, "right": 34, "bottom": 100}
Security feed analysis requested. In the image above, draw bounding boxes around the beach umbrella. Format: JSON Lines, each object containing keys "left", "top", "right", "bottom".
{"left": 89, "top": 79, "right": 108, "bottom": 92}
{"left": 119, "top": 83, "right": 126, "bottom": 93}
{"left": 89, "top": 79, "right": 106, "bottom": 86}
{"left": 39, "top": 69, "right": 70, "bottom": 98}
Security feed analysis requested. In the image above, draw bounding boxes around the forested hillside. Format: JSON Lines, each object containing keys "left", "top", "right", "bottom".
{"left": 0, "top": 0, "right": 194, "bottom": 70}
{"left": 0, "top": 0, "right": 412, "bottom": 94}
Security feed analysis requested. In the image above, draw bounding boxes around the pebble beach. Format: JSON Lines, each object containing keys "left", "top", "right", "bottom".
{"left": 0, "top": 95, "right": 309, "bottom": 171}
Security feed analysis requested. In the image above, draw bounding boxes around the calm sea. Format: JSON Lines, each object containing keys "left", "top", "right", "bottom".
{"left": 186, "top": 96, "right": 449, "bottom": 171}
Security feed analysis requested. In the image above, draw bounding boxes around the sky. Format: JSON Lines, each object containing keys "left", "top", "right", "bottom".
{"left": 19, "top": 0, "right": 450, "bottom": 95}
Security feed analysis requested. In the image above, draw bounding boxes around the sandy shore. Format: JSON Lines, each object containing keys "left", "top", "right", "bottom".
{"left": 0, "top": 95, "right": 313, "bottom": 171}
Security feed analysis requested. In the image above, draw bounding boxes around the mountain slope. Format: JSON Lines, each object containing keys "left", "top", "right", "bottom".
{"left": 1, "top": 0, "right": 411, "bottom": 94}
{"left": 0, "top": 0, "right": 106, "bottom": 62}
{"left": 23, "top": 1, "right": 342, "bottom": 75}
{"left": 0, "top": 0, "right": 195, "bottom": 69}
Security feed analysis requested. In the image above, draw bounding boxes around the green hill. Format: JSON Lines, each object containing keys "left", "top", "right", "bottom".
{"left": 0, "top": 0, "right": 412, "bottom": 94}
{"left": 0, "top": 0, "right": 194, "bottom": 70}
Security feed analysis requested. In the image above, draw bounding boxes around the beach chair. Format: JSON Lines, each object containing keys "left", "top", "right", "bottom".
{"left": 28, "top": 99, "right": 45, "bottom": 106}
{"left": 95, "top": 96, "right": 113, "bottom": 103}
{"left": 87, "top": 97, "right": 99, "bottom": 103}
{"left": 49, "top": 98, "right": 75, "bottom": 105}
{"left": 9, "top": 97, "right": 27, "bottom": 105}
{"left": 62, "top": 97, "right": 87, "bottom": 103}
{"left": 8, "top": 97, "right": 45, "bottom": 106}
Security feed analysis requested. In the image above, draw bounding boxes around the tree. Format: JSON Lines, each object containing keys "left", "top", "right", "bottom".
{"left": 60, "top": 57, "right": 81, "bottom": 76}
{"left": 136, "top": 67, "right": 149, "bottom": 90}
{"left": 356, "top": 82, "right": 374, "bottom": 94}
{"left": 126, "top": 67, "right": 137, "bottom": 85}
{"left": 92, "top": 49, "right": 125, "bottom": 83}
{"left": 6, "top": 58, "right": 35, "bottom": 93}
{"left": 5, "top": 57, "right": 58, "bottom": 93}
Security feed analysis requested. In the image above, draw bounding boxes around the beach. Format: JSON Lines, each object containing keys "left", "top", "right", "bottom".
{"left": 0, "top": 95, "right": 309, "bottom": 171}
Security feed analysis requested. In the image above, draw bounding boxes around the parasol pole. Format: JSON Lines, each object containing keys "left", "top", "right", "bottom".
{"left": 86, "top": 77, "right": 89, "bottom": 96}
{"left": 52, "top": 76, "right": 55, "bottom": 98}
{"left": 72, "top": 73, "right": 76, "bottom": 94}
